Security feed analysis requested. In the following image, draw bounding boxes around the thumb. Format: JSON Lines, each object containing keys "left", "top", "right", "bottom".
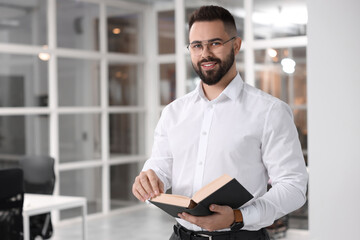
{"left": 209, "top": 204, "right": 226, "bottom": 213}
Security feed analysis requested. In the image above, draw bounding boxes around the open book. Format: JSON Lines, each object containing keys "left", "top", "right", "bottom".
{"left": 149, "top": 174, "right": 253, "bottom": 217}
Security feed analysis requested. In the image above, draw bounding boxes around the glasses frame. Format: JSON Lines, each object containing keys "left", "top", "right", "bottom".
{"left": 187, "top": 36, "right": 237, "bottom": 56}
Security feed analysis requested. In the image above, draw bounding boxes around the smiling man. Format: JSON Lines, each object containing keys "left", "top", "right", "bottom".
{"left": 132, "top": 5, "right": 308, "bottom": 240}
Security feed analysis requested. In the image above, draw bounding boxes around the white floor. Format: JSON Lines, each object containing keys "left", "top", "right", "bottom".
{"left": 52, "top": 204, "right": 309, "bottom": 240}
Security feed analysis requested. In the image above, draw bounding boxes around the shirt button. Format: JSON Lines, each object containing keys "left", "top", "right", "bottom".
{"left": 199, "top": 162, "right": 203, "bottom": 165}
{"left": 202, "top": 131, "right": 207, "bottom": 135}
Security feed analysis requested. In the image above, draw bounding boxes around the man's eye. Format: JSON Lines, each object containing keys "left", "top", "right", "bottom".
{"left": 211, "top": 41, "right": 222, "bottom": 46}
{"left": 192, "top": 44, "right": 202, "bottom": 49}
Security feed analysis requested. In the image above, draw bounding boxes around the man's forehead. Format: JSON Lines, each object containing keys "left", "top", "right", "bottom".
{"left": 189, "top": 21, "right": 228, "bottom": 41}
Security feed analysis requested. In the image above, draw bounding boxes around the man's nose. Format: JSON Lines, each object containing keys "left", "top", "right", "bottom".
{"left": 201, "top": 43, "right": 212, "bottom": 58}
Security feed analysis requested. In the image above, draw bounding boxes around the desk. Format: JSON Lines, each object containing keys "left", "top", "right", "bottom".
{"left": 23, "top": 194, "right": 87, "bottom": 240}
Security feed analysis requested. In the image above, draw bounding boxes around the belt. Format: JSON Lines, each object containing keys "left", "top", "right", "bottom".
{"left": 173, "top": 224, "right": 267, "bottom": 240}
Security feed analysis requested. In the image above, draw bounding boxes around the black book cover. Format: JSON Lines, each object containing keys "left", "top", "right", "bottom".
{"left": 149, "top": 178, "right": 253, "bottom": 218}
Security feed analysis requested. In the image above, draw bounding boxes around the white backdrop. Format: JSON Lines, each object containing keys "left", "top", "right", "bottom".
{"left": 307, "top": 0, "right": 360, "bottom": 239}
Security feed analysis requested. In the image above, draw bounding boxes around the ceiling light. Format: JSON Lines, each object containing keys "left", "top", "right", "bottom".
{"left": 38, "top": 45, "right": 50, "bottom": 61}
{"left": 38, "top": 53, "right": 50, "bottom": 61}
{"left": 112, "top": 28, "right": 121, "bottom": 34}
{"left": 267, "top": 48, "right": 277, "bottom": 58}
{"left": 281, "top": 58, "right": 296, "bottom": 74}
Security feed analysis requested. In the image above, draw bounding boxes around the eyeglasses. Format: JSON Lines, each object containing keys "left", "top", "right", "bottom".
{"left": 187, "top": 36, "right": 236, "bottom": 56}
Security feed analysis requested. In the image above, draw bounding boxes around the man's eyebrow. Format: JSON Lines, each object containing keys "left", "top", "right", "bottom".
{"left": 190, "top": 38, "right": 223, "bottom": 44}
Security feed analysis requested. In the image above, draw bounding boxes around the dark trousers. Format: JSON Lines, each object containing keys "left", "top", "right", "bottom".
{"left": 170, "top": 224, "right": 270, "bottom": 240}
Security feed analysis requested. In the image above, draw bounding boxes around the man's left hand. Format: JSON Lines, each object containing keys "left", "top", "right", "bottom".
{"left": 178, "top": 204, "right": 234, "bottom": 231}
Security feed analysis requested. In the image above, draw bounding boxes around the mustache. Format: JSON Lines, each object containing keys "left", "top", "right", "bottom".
{"left": 199, "top": 57, "right": 221, "bottom": 64}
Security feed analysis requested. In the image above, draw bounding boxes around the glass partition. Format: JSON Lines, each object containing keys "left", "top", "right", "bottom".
{"left": 109, "top": 113, "right": 145, "bottom": 158}
{"left": 108, "top": 64, "right": 143, "bottom": 106}
{"left": 59, "top": 114, "right": 101, "bottom": 163}
{"left": 60, "top": 167, "right": 102, "bottom": 219}
{"left": 58, "top": 58, "right": 100, "bottom": 107}
{"left": 160, "top": 63, "right": 176, "bottom": 105}
{"left": 0, "top": 115, "right": 49, "bottom": 168}
{"left": 110, "top": 162, "right": 140, "bottom": 210}
{"left": 253, "top": 0, "right": 307, "bottom": 39}
{"left": 107, "top": 7, "right": 142, "bottom": 54}
{"left": 57, "top": 0, "right": 99, "bottom": 50}
{"left": 0, "top": 54, "right": 48, "bottom": 107}
{"left": 0, "top": 0, "right": 47, "bottom": 45}
{"left": 158, "top": 10, "right": 175, "bottom": 54}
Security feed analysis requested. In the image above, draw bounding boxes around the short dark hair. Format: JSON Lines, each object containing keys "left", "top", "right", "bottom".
{"left": 188, "top": 5, "right": 237, "bottom": 36}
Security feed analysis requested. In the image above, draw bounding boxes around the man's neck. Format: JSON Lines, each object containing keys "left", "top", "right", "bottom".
{"left": 202, "top": 71, "right": 237, "bottom": 101}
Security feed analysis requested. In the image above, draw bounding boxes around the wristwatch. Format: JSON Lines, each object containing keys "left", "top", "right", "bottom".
{"left": 230, "top": 209, "right": 244, "bottom": 231}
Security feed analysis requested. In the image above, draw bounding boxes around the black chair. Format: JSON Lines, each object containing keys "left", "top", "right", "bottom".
{"left": 20, "top": 156, "right": 55, "bottom": 240}
{"left": 0, "top": 168, "right": 24, "bottom": 240}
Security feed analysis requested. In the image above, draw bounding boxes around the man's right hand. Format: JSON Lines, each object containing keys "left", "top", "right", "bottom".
{"left": 132, "top": 169, "right": 164, "bottom": 202}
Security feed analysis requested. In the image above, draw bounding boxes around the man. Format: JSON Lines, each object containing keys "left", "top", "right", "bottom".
{"left": 132, "top": 5, "right": 308, "bottom": 240}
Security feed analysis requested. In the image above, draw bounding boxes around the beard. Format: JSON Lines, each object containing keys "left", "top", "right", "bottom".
{"left": 192, "top": 49, "right": 235, "bottom": 86}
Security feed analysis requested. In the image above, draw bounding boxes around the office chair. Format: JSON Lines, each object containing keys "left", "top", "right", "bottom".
{"left": 20, "top": 156, "right": 56, "bottom": 240}
{"left": 0, "top": 168, "right": 24, "bottom": 240}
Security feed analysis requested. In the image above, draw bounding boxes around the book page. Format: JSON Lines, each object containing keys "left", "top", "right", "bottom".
{"left": 150, "top": 194, "right": 191, "bottom": 208}
{"left": 192, "top": 174, "right": 232, "bottom": 203}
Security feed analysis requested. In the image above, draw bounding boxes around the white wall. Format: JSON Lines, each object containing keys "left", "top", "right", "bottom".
{"left": 307, "top": 0, "right": 360, "bottom": 239}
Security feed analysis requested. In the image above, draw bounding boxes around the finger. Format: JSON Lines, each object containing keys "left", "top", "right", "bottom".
{"left": 178, "top": 212, "right": 200, "bottom": 226}
{"left": 135, "top": 176, "right": 151, "bottom": 199}
{"left": 147, "top": 170, "right": 162, "bottom": 195}
{"left": 132, "top": 185, "right": 145, "bottom": 202}
{"left": 139, "top": 172, "right": 154, "bottom": 197}
{"left": 209, "top": 204, "right": 226, "bottom": 213}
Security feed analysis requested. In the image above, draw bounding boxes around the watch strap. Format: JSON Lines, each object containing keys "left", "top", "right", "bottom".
{"left": 233, "top": 209, "right": 243, "bottom": 223}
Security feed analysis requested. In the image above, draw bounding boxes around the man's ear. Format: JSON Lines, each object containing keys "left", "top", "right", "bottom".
{"left": 233, "top": 37, "right": 242, "bottom": 54}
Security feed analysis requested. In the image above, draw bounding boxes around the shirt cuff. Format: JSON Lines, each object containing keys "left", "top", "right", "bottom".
{"left": 240, "top": 204, "right": 260, "bottom": 228}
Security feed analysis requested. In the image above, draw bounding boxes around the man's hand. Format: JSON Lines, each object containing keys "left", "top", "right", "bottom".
{"left": 132, "top": 169, "right": 164, "bottom": 202}
{"left": 178, "top": 204, "right": 235, "bottom": 231}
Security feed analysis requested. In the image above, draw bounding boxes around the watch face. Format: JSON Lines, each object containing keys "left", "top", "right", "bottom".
{"left": 230, "top": 221, "right": 244, "bottom": 231}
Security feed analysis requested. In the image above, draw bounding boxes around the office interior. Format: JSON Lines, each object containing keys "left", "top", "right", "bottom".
{"left": 0, "top": 0, "right": 359, "bottom": 239}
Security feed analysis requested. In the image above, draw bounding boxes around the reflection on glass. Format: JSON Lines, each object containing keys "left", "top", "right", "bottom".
{"left": 158, "top": 11, "right": 175, "bottom": 54}
{"left": 60, "top": 167, "right": 102, "bottom": 219}
{"left": 0, "top": 115, "right": 49, "bottom": 169}
{"left": 109, "top": 64, "right": 142, "bottom": 106}
{"left": 160, "top": 63, "right": 176, "bottom": 105}
{"left": 109, "top": 113, "right": 144, "bottom": 157}
{"left": 253, "top": 0, "right": 307, "bottom": 39}
{"left": 0, "top": 0, "right": 47, "bottom": 45}
{"left": 59, "top": 114, "right": 101, "bottom": 163}
{"left": 292, "top": 47, "right": 307, "bottom": 105}
{"left": 294, "top": 109, "right": 307, "bottom": 150}
{"left": 255, "top": 47, "right": 307, "bottom": 105}
{"left": 0, "top": 54, "right": 48, "bottom": 107}
{"left": 57, "top": 0, "right": 99, "bottom": 50}
{"left": 107, "top": 7, "right": 141, "bottom": 54}
{"left": 58, "top": 58, "right": 100, "bottom": 107}
{"left": 255, "top": 66, "right": 289, "bottom": 103}
{"left": 110, "top": 163, "right": 140, "bottom": 210}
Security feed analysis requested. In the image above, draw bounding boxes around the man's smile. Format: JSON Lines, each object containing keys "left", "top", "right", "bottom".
{"left": 201, "top": 61, "right": 218, "bottom": 70}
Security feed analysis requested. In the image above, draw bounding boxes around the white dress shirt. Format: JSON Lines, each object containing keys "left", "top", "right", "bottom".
{"left": 143, "top": 74, "right": 308, "bottom": 231}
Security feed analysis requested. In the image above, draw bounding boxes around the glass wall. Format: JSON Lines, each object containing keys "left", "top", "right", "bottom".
{"left": 0, "top": 0, "right": 47, "bottom": 45}
{"left": 253, "top": 0, "right": 308, "bottom": 232}
{"left": 0, "top": 0, "right": 146, "bottom": 219}
{"left": 253, "top": 0, "right": 307, "bottom": 39}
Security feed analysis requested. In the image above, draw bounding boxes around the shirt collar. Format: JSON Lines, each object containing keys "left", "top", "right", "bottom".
{"left": 193, "top": 73, "right": 244, "bottom": 103}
